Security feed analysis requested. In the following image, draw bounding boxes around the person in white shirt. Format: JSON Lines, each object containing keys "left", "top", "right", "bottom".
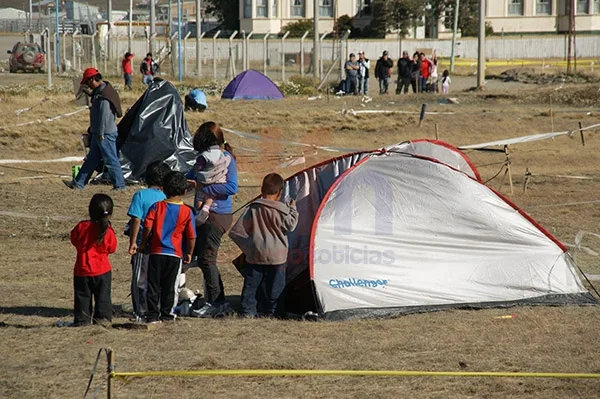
{"left": 357, "top": 51, "right": 370, "bottom": 96}
{"left": 441, "top": 69, "right": 451, "bottom": 94}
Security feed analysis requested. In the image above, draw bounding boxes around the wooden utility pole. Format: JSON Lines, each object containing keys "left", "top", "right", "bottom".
{"left": 149, "top": 0, "right": 156, "bottom": 52}
{"left": 450, "top": 0, "right": 460, "bottom": 73}
{"left": 107, "top": 0, "right": 112, "bottom": 59}
{"left": 196, "top": 0, "right": 201, "bottom": 76}
{"left": 477, "top": 0, "right": 486, "bottom": 89}
{"left": 567, "top": 0, "right": 575, "bottom": 73}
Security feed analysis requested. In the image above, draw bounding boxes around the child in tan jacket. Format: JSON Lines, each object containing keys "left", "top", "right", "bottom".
{"left": 229, "top": 173, "right": 298, "bottom": 317}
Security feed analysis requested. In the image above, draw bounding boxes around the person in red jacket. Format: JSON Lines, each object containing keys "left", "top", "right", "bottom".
{"left": 122, "top": 52, "right": 134, "bottom": 90}
{"left": 70, "top": 194, "right": 117, "bottom": 326}
{"left": 419, "top": 52, "right": 432, "bottom": 93}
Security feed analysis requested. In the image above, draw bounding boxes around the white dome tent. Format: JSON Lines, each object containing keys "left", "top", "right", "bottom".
{"left": 231, "top": 140, "right": 596, "bottom": 320}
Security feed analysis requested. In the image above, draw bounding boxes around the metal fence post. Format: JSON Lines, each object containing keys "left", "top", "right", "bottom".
{"left": 45, "top": 29, "right": 52, "bottom": 88}
{"left": 72, "top": 29, "right": 79, "bottom": 72}
{"left": 241, "top": 30, "right": 246, "bottom": 72}
{"left": 104, "top": 32, "right": 109, "bottom": 74}
{"left": 228, "top": 30, "right": 238, "bottom": 78}
{"left": 91, "top": 32, "right": 97, "bottom": 69}
{"left": 339, "top": 30, "right": 350, "bottom": 82}
{"left": 280, "top": 31, "right": 289, "bottom": 81}
{"left": 212, "top": 30, "right": 221, "bottom": 80}
{"left": 197, "top": 32, "right": 205, "bottom": 78}
{"left": 263, "top": 30, "right": 270, "bottom": 76}
{"left": 170, "top": 32, "right": 178, "bottom": 78}
{"left": 319, "top": 31, "right": 330, "bottom": 79}
{"left": 62, "top": 30, "right": 67, "bottom": 71}
{"left": 115, "top": 33, "right": 120, "bottom": 76}
{"left": 246, "top": 32, "right": 253, "bottom": 70}
{"left": 183, "top": 31, "right": 191, "bottom": 77}
{"left": 300, "top": 30, "right": 309, "bottom": 77}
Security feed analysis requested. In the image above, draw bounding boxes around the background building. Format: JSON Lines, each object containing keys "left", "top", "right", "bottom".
{"left": 483, "top": 0, "right": 599, "bottom": 34}
{"left": 239, "top": 0, "right": 374, "bottom": 34}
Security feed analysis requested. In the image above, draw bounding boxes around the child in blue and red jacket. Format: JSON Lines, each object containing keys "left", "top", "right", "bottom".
{"left": 140, "top": 171, "right": 197, "bottom": 323}
{"left": 70, "top": 194, "right": 117, "bottom": 326}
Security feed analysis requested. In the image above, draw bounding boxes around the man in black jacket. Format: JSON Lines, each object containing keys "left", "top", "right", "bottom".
{"left": 396, "top": 51, "right": 412, "bottom": 95}
{"left": 375, "top": 51, "right": 393, "bottom": 95}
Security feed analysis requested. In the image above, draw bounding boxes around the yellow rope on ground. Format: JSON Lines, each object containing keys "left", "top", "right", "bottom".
{"left": 110, "top": 369, "right": 600, "bottom": 379}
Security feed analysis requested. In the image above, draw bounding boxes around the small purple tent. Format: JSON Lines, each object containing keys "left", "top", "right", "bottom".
{"left": 221, "top": 70, "right": 284, "bottom": 100}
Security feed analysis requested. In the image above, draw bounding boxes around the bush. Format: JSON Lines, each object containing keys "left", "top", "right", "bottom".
{"left": 278, "top": 75, "right": 317, "bottom": 96}
{"left": 178, "top": 81, "right": 226, "bottom": 97}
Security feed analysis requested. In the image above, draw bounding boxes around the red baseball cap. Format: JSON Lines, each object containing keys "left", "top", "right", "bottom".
{"left": 81, "top": 67, "right": 100, "bottom": 84}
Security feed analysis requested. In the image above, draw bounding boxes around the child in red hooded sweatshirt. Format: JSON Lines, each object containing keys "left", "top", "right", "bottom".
{"left": 70, "top": 194, "right": 117, "bottom": 326}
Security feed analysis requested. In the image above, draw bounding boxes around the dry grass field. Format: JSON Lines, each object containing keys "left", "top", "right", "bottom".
{"left": 0, "top": 71, "right": 599, "bottom": 398}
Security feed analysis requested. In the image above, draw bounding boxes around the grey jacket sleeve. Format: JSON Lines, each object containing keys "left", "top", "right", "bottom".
{"left": 281, "top": 205, "right": 299, "bottom": 233}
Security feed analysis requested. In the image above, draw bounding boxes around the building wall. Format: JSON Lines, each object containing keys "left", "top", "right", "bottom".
{"left": 0, "top": 7, "right": 28, "bottom": 20}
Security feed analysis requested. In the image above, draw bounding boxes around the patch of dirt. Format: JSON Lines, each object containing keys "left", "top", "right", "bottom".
{"left": 489, "top": 68, "right": 600, "bottom": 85}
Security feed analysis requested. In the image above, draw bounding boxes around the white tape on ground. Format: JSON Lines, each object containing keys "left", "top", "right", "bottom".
{"left": 0, "top": 156, "right": 82, "bottom": 165}
{"left": 0, "top": 106, "right": 88, "bottom": 131}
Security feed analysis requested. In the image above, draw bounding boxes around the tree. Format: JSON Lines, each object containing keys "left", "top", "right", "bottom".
{"left": 205, "top": 0, "right": 239, "bottom": 31}
{"left": 333, "top": 15, "right": 354, "bottom": 38}
{"left": 363, "top": 0, "right": 426, "bottom": 38}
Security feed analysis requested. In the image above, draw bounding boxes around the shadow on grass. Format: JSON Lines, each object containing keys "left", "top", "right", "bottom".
{"left": 0, "top": 306, "right": 72, "bottom": 318}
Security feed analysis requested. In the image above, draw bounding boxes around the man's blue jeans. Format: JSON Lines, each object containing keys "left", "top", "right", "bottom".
{"left": 379, "top": 77, "right": 391, "bottom": 94}
{"left": 358, "top": 77, "right": 369, "bottom": 95}
{"left": 73, "top": 132, "right": 125, "bottom": 189}
{"left": 143, "top": 74, "right": 153, "bottom": 85}
{"left": 240, "top": 263, "right": 286, "bottom": 317}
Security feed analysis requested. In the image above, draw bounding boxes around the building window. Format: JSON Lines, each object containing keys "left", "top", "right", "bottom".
{"left": 256, "top": 0, "right": 267, "bottom": 17}
{"left": 536, "top": 0, "right": 551, "bottom": 15}
{"left": 357, "top": 0, "right": 372, "bottom": 16}
{"left": 291, "top": 0, "right": 305, "bottom": 17}
{"left": 272, "top": 0, "right": 278, "bottom": 17}
{"left": 508, "top": 0, "right": 523, "bottom": 15}
{"left": 320, "top": 0, "right": 333, "bottom": 17}
{"left": 577, "top": 0, "right": 589, "bottom": 14}
{"left": 594, "top": 0, "right": 600, "bottom": 13}
{"left": 243, "top": 0, "right": 252, "bottom": 18}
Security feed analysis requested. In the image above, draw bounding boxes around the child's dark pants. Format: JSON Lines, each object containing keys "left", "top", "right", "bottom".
{"left": 146, "top": 255, "right": 181, "bottom": 321}
{"left": 241, "top": 263, "right": 286, "bottom": 317}
{"left": 73, "top": 271, "right": 112, "bottom": 325}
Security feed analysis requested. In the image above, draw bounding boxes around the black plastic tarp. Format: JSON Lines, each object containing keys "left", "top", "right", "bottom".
{"left": 98, "top": 78, "right": 196, "bottom": 182}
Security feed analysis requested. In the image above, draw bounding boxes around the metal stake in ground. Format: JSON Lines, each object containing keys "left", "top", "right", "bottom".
{"left": 419, "top": 104, "right": 427, "bottom": 128}
{"left": 578, "top": 121, "right": 586, "bottom": 146}
{"left": 107, "top": 349, "right": 114, "bottom": 399}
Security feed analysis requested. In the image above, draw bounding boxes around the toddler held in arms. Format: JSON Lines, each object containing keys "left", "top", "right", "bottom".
{"left": 190, "top": 122, "right": 232, "bottom": 224}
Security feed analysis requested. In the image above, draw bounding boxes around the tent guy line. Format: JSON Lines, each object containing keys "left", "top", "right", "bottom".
{"left": 459, "top": 122, "right": 600, "bottom": 149}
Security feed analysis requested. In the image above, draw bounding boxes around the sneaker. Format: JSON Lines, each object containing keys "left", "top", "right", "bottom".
{"left": 63, "top": 180, "right": 81, "bottom": 190}
{"left": 191, "top": 302, "right": 219, "bottom": 318}
{"left": 146, "top": 319, "right": 162, "bottom": 325}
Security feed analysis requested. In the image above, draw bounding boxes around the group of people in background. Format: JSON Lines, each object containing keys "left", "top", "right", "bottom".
{"left": 340, "top": 50, "right": 451, "bottom": 96}
{"left": 119, "top": 51, "right": 160, "bottom": 90}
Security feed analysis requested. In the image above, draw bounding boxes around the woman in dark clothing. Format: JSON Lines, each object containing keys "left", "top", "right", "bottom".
{"left": 186, "top": 122, "right": 238, "bottom": 318}
{"left": 411, "top": 52, "right": 421, "bottom": 94}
